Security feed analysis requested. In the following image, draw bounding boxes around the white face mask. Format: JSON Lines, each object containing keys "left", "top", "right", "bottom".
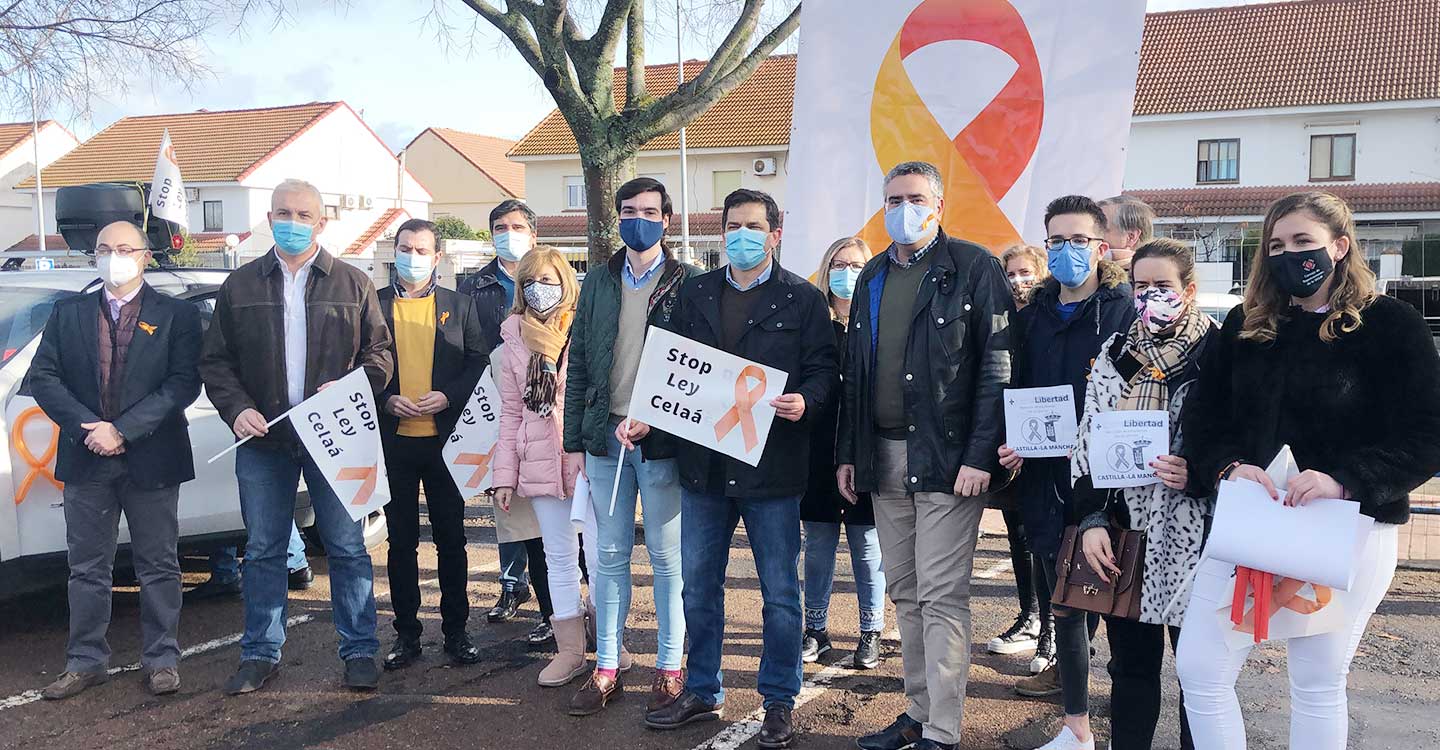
{"left": 97, "top": 254, "right": 141, "bottom": 288}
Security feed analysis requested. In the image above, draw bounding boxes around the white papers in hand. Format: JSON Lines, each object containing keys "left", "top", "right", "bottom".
{"left": 1207, "top": 478, "right": 1373, "bottom": 591}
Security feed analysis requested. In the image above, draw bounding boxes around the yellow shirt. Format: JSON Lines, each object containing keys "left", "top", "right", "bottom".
{"left": 393, "top": 295, "right": 438, "bottom": 437}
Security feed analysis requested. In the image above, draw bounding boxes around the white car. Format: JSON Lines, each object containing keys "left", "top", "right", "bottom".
{"left": 1197, "top": 291, "right": 1244, "bottom": 324}
{"left": 0, "top": 268, "right": 386, "bottom": 597}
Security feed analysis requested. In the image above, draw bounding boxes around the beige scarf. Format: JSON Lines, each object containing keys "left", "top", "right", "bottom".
{"left": 1117, "top": 305, "right": 1215, "bottom": 412}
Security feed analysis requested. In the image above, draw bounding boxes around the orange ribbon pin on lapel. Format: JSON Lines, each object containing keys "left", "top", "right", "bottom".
{"left": 714, "top": 366, "right": 767, "bottom": 453}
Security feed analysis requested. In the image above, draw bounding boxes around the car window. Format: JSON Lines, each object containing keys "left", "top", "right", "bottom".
{"left": 190, "top": 295, "right": 217, "bottom": 333}
{"left": 0, "top": 287, "right": 74, "bottom": 364}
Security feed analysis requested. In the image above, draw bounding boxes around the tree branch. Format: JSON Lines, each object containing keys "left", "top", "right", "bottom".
{"left": 623, "top": 0, "right": 644, "bottom": 110}
{"left": 690, "top": 0, "right": 763, "bottom": 92}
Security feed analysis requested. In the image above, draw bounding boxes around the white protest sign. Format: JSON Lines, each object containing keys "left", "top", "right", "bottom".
{"left": 442, "top": 367, "right": 502, "bottom": 496}
{"left": 292, "top": 368, "right": 389, "bottom": 522}
{"left": 1207, "top": 479, "right": 1373, "bottom": 591}
{"left": 628, "top": 326, "right": 789, "bottom": 467}
{"left": 1004, "top": 386, "right": 1077, "bottom": 458}
{"left": 1089, "top": 410, "right": 1168, "bottom": 488}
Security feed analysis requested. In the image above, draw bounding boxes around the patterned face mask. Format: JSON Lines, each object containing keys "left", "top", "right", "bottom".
{"left": 1134, "top": 286, "right": 1186, "bottom": 334}
{"left": 523, "top": 280, "right": 564, "bottom": 315}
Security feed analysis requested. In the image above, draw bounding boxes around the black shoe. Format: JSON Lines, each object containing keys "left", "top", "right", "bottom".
{"left": 802, "top": 628, "right": 832, "bottom": 663}
{"left": 758, "top": 705, "right": 795, "bottom": 749}
{"left": 528, "top": 619, "right": 555, "bottom": 646}
{"left": 487, "top": 588, "right": 531, "bottom": 622}
{"left": 288, "top": 566, "right": 314, "bottom": 591}
{"left": 223, "top": 660, "right": 279, "bottom": 695}
{"left": 444, "top": 634, "right": 482, "bottom": 665}
{"left": 856, "top": 712, "right": 923, "bottom": 750}
{"left": 1029, "top": 621, "right": 1056, "bottom": 675}
{"left": 854, "top": 631, "right": 882, "bottom": 670}
{"left": 185, "top": 576, "right": 242, "bottom": 601}
{"left": 343, "top": 657, "right": 380, "bottom": 691}
{"left": 644, "top": 691, "right": 723, "bottom": 730}
{"left": 383, "top": 635, "right": 422, "bottom": 671}
{"left": 912, "top": 740, "right": 956, "bottom": 750}
{"left": 987, "top": 611, "right": 1040, "bottom": 655}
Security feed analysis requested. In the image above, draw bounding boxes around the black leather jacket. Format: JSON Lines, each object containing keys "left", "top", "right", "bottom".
{"left": 836, "top": 230, "right": 1014, "bottom": 493}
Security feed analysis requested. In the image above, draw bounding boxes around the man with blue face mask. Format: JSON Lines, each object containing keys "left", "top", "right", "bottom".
{"left": 200, "top": 178, "right": 394, "bottom": 696}
{"left": 638, "top": 188, "right": 837, "bottom": 748}
{"left": 999, "top": 194, "right": 1135, "bottom": 750}
{"left": 838, "top": 161, "right": 1014, "bottom": 750}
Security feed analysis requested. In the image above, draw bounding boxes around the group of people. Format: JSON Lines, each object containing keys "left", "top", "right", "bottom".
{"left": 27, "top": 159, "right": 1440, "bottom": 750}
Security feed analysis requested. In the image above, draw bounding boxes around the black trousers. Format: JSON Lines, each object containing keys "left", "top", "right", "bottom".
{"left": 1001, "top": 506, "right": 1040, "bottom": 618}
{"left": 384, "top": 435, "right": 470, "bottom": 640}
{"left": 1104, "top": 616, "right": 1194, "bottom": 750}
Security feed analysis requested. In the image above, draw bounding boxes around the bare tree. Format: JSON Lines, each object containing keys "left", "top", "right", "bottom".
{"left": 459, "top": 0, "right": 801, "bottom": 266}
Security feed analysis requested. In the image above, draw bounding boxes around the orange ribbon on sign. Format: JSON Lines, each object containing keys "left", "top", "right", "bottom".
{"left": 858, "top": 0, "right": 1044, "bottom": 255}
{"left": 1231, "top": 566, "right": 1334, "bottom": 643}
{"left": 335, "top": 465, "right": 378, "bottom": 507}
{"left": 713, "top": 366, "right": 767, "bottom": 453}
{"left": 11, "top": 406, "right": 63, "bottom": 505}
{"left": 454, "top": 450, "right": 495, "bottom": 489}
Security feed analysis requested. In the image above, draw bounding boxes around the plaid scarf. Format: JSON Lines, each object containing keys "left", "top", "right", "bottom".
{"left": 1117, "top": 305, "right": 1215, "bottom": 412}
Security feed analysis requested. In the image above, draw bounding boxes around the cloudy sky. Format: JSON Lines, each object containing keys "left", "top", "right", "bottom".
{"left": 12, "top": 0, "right": 1288, "bottom": 151}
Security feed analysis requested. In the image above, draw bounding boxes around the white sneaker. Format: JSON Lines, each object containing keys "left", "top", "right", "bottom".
{"left": 1036, "top": 726, "right": 1095, "bottom": 750}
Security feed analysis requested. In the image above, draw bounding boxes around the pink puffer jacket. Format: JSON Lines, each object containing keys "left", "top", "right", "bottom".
{"left": 491, "top": 314, "right": 581, "bottom": 499}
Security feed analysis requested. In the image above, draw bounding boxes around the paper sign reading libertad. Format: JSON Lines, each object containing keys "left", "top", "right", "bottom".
{"left": 1004, "top": 386, "right": 1078, "bottom": 458}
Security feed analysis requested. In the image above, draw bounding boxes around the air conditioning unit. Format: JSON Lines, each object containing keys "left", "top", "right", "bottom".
{"left": 184, "top": 187, "right": 200, "bottom": 202}
{"left": 341, "top": 194, "right": 358, "bottom": 210}
{"left": 752, "top": 157, "right": 777, "bottom": 176}
{"left": 358, "top": 195, "right": 374, "bottom": 210}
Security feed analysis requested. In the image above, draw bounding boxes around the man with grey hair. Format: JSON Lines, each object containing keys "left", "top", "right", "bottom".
{"left": 837, "top": 161, "right": 1014, "bottom": 750}
{"left": 1098, "top": 194, "right": 1155, "bottom": 269}
{"left": 201, "top": 177, "right": 394, "bottom": 695}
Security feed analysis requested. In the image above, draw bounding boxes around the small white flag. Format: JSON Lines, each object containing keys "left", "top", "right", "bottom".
{"left": 148, "top": 129, "right": 187, "bottom": 226}
{"left": 291, "top": 368, "right": 390, "bottom": 521}
{"left": 442, "top": 367, "right": 503, "bottom": 496}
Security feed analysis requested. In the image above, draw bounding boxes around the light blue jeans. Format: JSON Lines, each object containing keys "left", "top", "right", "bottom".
{"left": 209, "top": 522, "right": 306, "bottom": 584}
{"left": 803, "top": 520, "right": 886, "bottom": 633}
{"left": 584, "top": 423, "right": 684, "bottom": 671}
{"left": 236, "top": 444, "right": 378, "bottom": 664}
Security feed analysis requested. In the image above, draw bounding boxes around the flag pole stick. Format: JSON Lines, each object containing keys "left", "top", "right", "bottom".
{"left": 206, "top": 405, "right": 299, "bottom": 464}
{"left": 607, "top": 417, "right": 630, "bottom": 517}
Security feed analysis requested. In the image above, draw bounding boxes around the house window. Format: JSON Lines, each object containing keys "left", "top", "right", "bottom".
{"left": 712, "top": 170, "right": 742, "bottom": 207}
{"left": 564, "top": 176, "right": 586, "bottom": 210}
{"left": 1310, "top": 134, "right": 1356, "bottom": 181}
{"left": 324, "top": 204, "right": 340, "bottom": 219}
{"left": 1196, "top": 139, "right": 1240, "bottom": 184}
{"left": 202, "top": 201, "right": 223, "bottom": 232}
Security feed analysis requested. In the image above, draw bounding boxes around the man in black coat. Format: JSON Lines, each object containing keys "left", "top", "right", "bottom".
{"left": 837, "top": 161, "right": 1014, "bottom": 750}
{"left": 639, "top": 189, "right": 837, "bottom": 749}
{"left": 28, "top": 220, "right": 203, "bottom": 700}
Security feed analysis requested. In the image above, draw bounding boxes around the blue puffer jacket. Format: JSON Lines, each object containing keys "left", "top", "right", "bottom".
{"left": 1009, "top": 260, "right": 1135, "bottom": 560}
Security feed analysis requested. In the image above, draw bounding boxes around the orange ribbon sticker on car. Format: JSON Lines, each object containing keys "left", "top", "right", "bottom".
{"left": 454, "top": 450, "right": 494, "bottom": 489}
{"left": 12, "top": 406, "right": 63, "bottom": 504}
{"left": 1231, "top": 566, "right": 1333, "bottom": 643}
{"left": 857, "top": 0, "right": 1044, "bottom": 255}
{"left": 335, "top": 464, "right": 378, "bottom": 506}
{"left": 713, "top": 365, "right": 767, "bottom": 453}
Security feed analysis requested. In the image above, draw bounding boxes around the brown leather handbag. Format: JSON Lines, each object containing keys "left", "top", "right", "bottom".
{"left": 1051, "top": 525, "right": 1146, "bottom": 620}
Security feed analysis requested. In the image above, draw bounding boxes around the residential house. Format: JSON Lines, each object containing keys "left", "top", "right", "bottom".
{"left": 403, "top": 127, "right": 524, "bottom": 232}
{"left": 11, "top": 101, "right": 431, "bottom": 280}
{"left": 0, "top": 121, "right": 80, "bottom": 254}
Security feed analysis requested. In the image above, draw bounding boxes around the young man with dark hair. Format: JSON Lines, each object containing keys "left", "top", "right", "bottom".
{"left": 564, "top": 176, "right": 699, "bottom": 718}
{"left": 378, "top": 218, "right": 489, "bottom": 670}
{"left": 640, "top": 188, "right": 836, "bottom": 748}
{"left": 1000, "top": 194, "right": 1136, "bottom": 750}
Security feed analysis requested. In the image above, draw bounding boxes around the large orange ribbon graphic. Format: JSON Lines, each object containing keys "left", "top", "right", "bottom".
{"left": 859, "top": 0, "right": 1044, "bottom": 255}
{"left": 1231, "top": 566, "right": 1334, "bottom": 643}
{"left": 714, "top": 366, "right": 767, "bottom": 453}
{"left": 11, "top": 406, "right": 63, "bottom": 505}
{"left": 454, "top": 450, "right": 495, "bottom": 489}
{"left": 335, "top": 465, "right": 378, "bottom": 507}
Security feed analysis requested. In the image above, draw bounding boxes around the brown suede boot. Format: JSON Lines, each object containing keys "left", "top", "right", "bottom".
{"left": 568, "top": 669, "right": 623, "bottom": 716}
{"left": 539, "top": 616, "right": 589, "bottom": 687}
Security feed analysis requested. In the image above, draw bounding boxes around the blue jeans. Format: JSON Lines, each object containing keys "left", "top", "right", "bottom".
{"left": 236, "top": 444, "right": 378, "bottom": 663}
{"left": 498, "top": 540, "right": 529, "bottom": 593}
{"left": 209, "top": 522, "right": 307, "bottom": 584}
{"left": 682, "top": 489, "right": 803, "bottom": 709}
{"left": 802, "top": 520, "right": 886, "bottom": 633}
{"left": 584, "top": 423, "right": 684, "bottom": 671}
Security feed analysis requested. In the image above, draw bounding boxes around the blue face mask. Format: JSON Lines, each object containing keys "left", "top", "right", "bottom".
{"left": 393, "top": 251, "right": 434, "bottom": 284}
{"left": 828, "top": 267, "right": 861, "bottom": 300}
{"left": 1047, "top": 241, "right": 1094, "bottom": 288}
{"left": 272, "top": 220, "right": 315, "bottom": 255}
{"left": 493, "top": 230, "right": 530, "bottom": 263}
{"left": 884, "top": 201, "right": 937, "bottom": 245}
{"left": 725, "top": 228, "right": 769, "bottom": 271}
{"left": 619, "top": 217, "right": 666, "bottom": 252}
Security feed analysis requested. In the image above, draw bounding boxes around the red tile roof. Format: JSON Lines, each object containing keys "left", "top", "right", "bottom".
{"left": 535, "top": 211, "right": 723, "bottom": 241}
{"left": 1125, "top": 182, "right": 1440, "bottom": 217}
{"left": 19, "top": 103, "right": 341, "bottom": 189}
{"left": 5, "top": 231, "right": 251, "bottom": 253}
{"left": 511, "top": 56, "right": 795, "bottom": 157}
{"left": 1136, "top": 0, "right": 1440, "bottom": 116}
{"left": 413, "top": 128, "right": 525, "bottom": 198}
{"left": 344, "top": 208, "right": 409, "bottom": 256}
{"left": 0, "top": 120, "right": 62, "bottom": 161}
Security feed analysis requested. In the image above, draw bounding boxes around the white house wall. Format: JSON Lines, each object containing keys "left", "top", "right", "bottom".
{"left": 518, "top": 150, "right": 789, "bottom": 216}
{"left": 1, "top": 123, "right": 80, "bottom": 249}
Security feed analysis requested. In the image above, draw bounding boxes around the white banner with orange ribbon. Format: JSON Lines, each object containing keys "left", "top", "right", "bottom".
{"left": 783, "top": 0, "right": 1147, "bottom": 274}
{"left": 628, "top": 326, "right": 789, "bottom": 468}
{"left": 291, "top": 367, "right": 389, "bottom": 522}
{"left": 441, "top": 367, "right": 502, "bottom": 496}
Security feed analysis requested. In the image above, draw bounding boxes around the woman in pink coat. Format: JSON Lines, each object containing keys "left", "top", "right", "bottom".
{"left": 492, "top": 246, "right": 587, "bottom": 687}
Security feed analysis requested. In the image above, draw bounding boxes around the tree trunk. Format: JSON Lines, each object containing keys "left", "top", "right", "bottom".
{"left": 581, "top": 153, "right": 637, "bottom": 270}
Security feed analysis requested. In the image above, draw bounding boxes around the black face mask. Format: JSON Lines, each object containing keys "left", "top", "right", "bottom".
{"left": 1267, "top": 247, "right": 1334, "bottom": 299}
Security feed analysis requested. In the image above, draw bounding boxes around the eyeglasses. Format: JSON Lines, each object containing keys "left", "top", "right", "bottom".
{"left": 829, "top": 260, "right": 865, "bottom": 272}
{"left": 95, "top": 244, "right": 143, "bottom": 257}
{"left": 1044, "top": 235, "right": 1104, "bottom": 251}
